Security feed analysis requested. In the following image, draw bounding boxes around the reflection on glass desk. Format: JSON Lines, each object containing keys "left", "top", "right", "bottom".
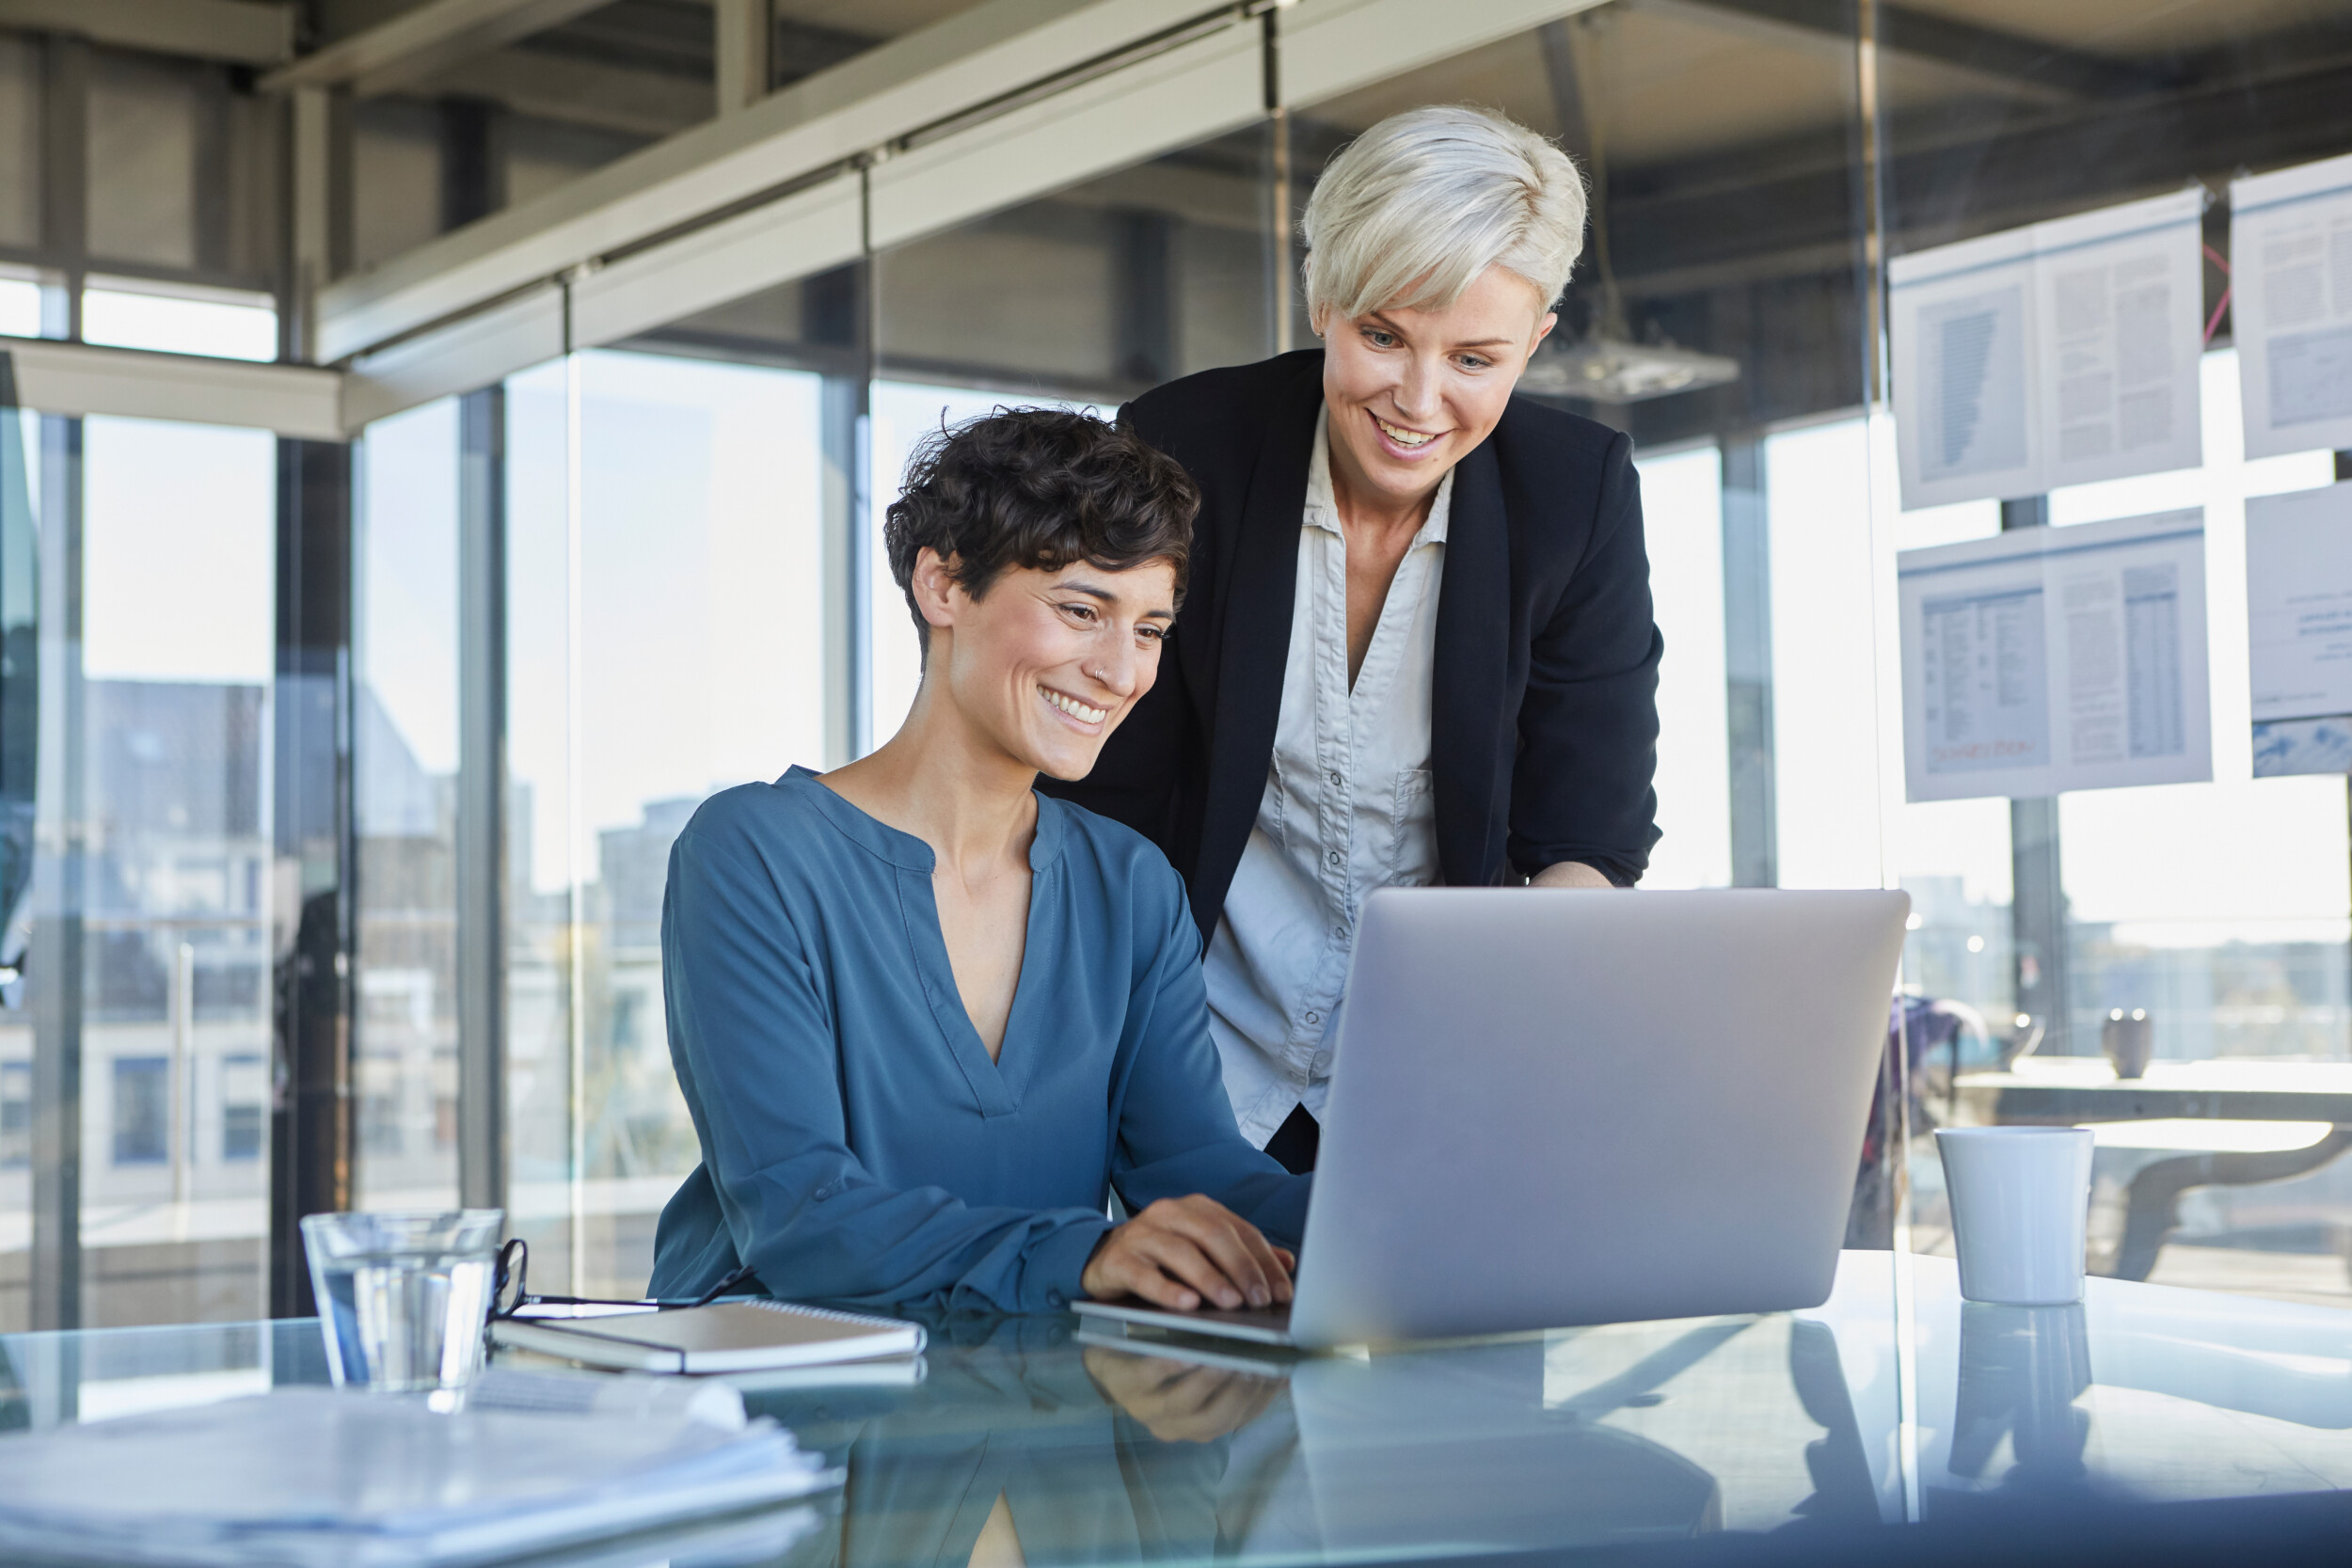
{"left": 5, "top": 1254, "right": 2352, "bottom": 1566}
{"left": 1954, "top": 1057, "right": 2352, "bottom": 1129}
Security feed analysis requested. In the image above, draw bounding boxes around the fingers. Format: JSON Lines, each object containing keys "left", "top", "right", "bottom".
{"left": 1086, "top": 1227, "right": 1211, "bottom": 1310}
{"left": 1079, "top": 1199, "right": 1297, "bottom": 1312}
{"left": 1152, "top": 1197, "right": 1292, "bottom": 1309}
{"left": 1131, "top": 1227, "right": 1238, "bottom": 1310}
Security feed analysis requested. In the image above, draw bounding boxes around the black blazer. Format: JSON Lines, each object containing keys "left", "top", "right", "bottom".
{"left": 1042, "top": 350, "right": 1662, "bottom": 942}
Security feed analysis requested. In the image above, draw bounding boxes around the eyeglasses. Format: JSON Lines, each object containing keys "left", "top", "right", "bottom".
{"left": 488, "top": 1236, "right": 760, "bottom": 1323}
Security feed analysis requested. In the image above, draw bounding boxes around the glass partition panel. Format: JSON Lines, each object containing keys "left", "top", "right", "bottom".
{"left": 0, "top": 388, "right": 34, "bottom": 1330}
{"left": 1636, "top": 443, "right": 1732, "bottom": 891}
{"left": 77, "top": 415, "right": 277, "bottom": 1327}
{"left": 353, "top": 398, "right": 463, "bottom": 1212}
{"left": 1875, "top": 0, "right": 2352, "bottom": 1306}
{"left": 503, "top": 359, "right": 575, "bottom": 1288}
{"left": 1766, "top": 417, "right": 1887, "bottom": 894}
{"left": 503, "top": 350, "right": 827, "bottom": 1297}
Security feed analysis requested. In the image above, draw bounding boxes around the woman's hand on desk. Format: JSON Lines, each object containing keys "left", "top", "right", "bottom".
{"left": 1081, "top": 1196, "right": 1295, "bottom": 1312}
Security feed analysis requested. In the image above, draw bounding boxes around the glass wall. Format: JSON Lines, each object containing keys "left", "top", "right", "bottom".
{"left": 0, "top": 412, "right": 282, "bottom": 1331}
{"left": 0, "top": 394, "right": 33, "bottom": 1329}
{"left": 354, "top": 399, "right": 463, "bottom": 1212}
{"left": 1867, "top": 3, "right": 2352, "bottom": 1305}
{"left": 326, "top": 0, "right": 2352, "bottom": 1318}
{"left": 499, "top": 350, "right": 828, "bottom": 1298}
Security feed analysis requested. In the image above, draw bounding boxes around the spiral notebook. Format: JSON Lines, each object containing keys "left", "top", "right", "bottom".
{"left": 492, "top": 1300, "right": 924, "bottom": 1373}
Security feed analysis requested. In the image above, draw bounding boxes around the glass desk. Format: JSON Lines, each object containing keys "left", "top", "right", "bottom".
{"left": 5, "top": 1253, "right": 2352, "bottom": 1567}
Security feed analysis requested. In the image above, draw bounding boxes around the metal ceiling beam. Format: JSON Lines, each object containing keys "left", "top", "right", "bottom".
{"left": 1629, "top": 0, "right": 2168, "bottom": 101}
{"left": 3, "top": 336, "right": 343, "bottom": 437}
{"left": 714, "top": 0, "right": 771, "bottom": 115}
{"left": 0, "top": 0, "right": 294, "bottom": 66}
{"left": 310, "top": 0, "right": 1236, "bottom": 364}
{"left": 424, "top": 47, "right": 715, "bottom": 138}
{"left": 1595, "top": 49, "right": 2352, "bottom": 305}
{"left": 258, "top": 0, "right": 614, "bottom": 98}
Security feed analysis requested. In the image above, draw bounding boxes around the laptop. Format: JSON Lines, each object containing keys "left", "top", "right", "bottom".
{"left": 1075, "top": 887, "right": 1909, "bottom": 1349}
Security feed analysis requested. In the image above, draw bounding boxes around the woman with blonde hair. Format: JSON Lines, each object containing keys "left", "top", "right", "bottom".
{"left": 1047, "top": 104, "right": 1662, "bottom": 1174}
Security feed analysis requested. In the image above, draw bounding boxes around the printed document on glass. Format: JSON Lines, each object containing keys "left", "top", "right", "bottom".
{"left": 1891, "top": 227, "right": 2039, "bottom": 511}
{"left": 2033, "top": 191, "right": 2205, "bottom": 491}
{"left": 1899, "top": 509, "right": 2212, "bottom": 801}
{"left": 2247, "top": 483, "right": 2352, "bottom": 777}
{"left": 2232, "top": 151, "right": 2352, "bottom": 460}
{"left": 1891, "top": 190, "right": 2204, "bottom": 508}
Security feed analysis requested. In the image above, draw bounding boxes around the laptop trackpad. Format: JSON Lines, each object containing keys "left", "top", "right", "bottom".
{"left": 1073, "top": 1299, "right": 1295, "bottom": 1344}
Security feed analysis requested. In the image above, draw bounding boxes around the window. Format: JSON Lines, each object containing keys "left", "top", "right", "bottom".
{"left": 0, "top": 274, "right": 37, "bottom": 340}
{"left": 0, "top": 1059, "right": 26, "bottom": 1168}
{"left": 219, "top": 1053, "right": 264, "bottom": 1162}
{"left": 112, "top": 1057, "right": 169, "bottom": 1166}
{"left": 499, "top": 349, "right": 828, "bottom": 1296}
{"left": 80, "top": 280, "right": 278, "bottom": 364}
{"left": 354, "top": 398, "right": 463, "bottom": 1209}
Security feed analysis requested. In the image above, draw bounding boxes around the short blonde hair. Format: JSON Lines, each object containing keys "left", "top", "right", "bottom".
{"left": 1300, "top": 104, "right": 1586, "bottom": 324}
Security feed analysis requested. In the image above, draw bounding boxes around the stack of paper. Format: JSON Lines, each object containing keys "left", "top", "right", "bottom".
{"left": 0, "top": 1376, "right": 836, "bottom": 1567}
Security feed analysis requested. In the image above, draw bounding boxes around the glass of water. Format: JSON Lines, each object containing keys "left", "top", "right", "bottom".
{"left": 300, "top": 1210, "right": 504, "bottom": 1393}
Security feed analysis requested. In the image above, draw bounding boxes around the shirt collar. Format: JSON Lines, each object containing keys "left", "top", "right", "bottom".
{"left": 1303, "top": 404, "right": 1453, "bottom": 548}
{"left": 778, "top": 766, "right": 1065, "bottom": 874}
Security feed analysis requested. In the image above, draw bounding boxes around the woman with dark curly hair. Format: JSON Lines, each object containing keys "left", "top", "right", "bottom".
{"left": 646, "top": 408, "right": 1307, "bottom": 1317}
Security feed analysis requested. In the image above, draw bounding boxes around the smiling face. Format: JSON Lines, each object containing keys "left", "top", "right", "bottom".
{"left": 1317, "top": 262, "right": 1557, "bottom": 515}
{"left": 912, "top": 551, "right": 1178, "bottom": 782}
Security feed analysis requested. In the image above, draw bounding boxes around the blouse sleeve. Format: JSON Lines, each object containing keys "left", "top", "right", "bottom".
{"left": 660, "top": 820, "right": 1112, "bottom": 1314}
{"left": 1508, "top": 428, "right": 1663, "bottom": 886}
{"left": 1105, "top": 864, "right": 1311, "bottom": 1248}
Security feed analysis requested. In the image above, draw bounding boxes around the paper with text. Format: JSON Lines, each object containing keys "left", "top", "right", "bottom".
{"left": 1899, "top": 510, "right": 2213, "bottom": 800}
{"left": 1891, "top": 190, "right": 2205, "bottom": 509}
{"left": 2248, "top": 482, "right": 2352, "bottom": 776}
{"left": 1892, "top": 228, "right": 2039, "bottom": 510}
{"left": 2034, "top": 194, "right": 2206, "bottom": 491}
{"left": 2233, "top": 151, "right": 2352, "bottom": 461}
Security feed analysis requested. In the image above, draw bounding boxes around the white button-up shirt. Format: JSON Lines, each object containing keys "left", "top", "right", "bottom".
{"left": 1201, "top": 408, "right": 1451, "bottom": 1147}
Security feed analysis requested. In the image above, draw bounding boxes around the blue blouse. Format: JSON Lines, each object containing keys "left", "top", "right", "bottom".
{"left": 646, "top": 767, "right": 1310, "bottom": 1314}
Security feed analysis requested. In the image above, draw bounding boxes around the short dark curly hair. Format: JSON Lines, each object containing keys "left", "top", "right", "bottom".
{"left": 883, "top": 408, "right": 1199, "bottom": 658}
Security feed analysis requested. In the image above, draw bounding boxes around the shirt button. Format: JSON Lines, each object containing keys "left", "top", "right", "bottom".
{"left": 1326, "top": 849, "right": 1343, "bottom": 868}
{"left": 1304, "top": 1011, "right": 1321, "bottom": 1026}
{"left": 1327, "top": 770, "right": 1342, "bottom": 786}
{"left": 1333, "top": 926, "right": 1346, "bottom": 940}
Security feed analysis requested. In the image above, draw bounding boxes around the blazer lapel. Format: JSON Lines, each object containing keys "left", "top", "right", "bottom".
{"left": 1191, "top": 365, "right": 1323, "bottom": 935}
{"left": 1432, "top": 439, "right": 1510, "bottom": 887}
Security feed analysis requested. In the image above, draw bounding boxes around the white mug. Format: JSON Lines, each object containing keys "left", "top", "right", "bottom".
{"left": 1934, "top": 1127, "right": 2095, "bottom": 1306}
